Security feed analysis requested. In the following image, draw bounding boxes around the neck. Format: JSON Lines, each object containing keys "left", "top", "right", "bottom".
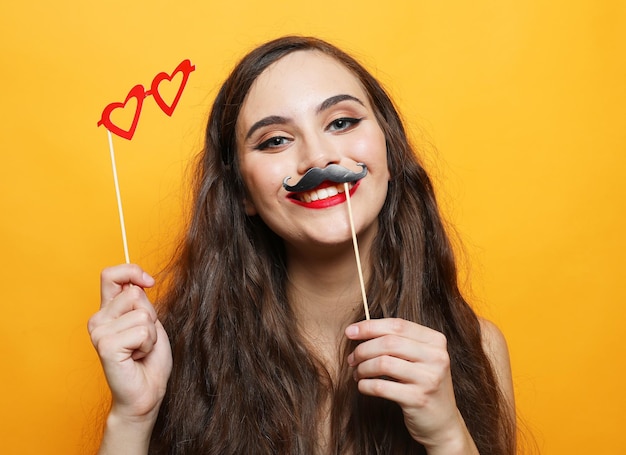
{"left": 285, "top": 227, "right": 375, "bottom": 363}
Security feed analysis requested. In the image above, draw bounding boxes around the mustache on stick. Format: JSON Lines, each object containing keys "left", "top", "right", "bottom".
{"left": 282, "top": 163, "right": 368, "bottom": 192}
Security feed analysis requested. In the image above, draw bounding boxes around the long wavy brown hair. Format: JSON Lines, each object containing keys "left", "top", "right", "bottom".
{"left": 149, "top": 36, "right": 515, "bottom": 454}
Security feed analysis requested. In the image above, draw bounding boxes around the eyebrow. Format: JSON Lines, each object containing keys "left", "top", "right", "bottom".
{"left": 245, "top": 115, "right": 289, "bottom": 140}
{"left": 317, "top": 94, "right": 365, "bottom": 114}
{"left": 245, "top": 94, "right": 365, "bottom": 140}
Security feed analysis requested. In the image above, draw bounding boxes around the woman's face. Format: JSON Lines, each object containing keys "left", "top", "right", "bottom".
{"left": 236, "top": 50, "right": 390, "bottom": 252}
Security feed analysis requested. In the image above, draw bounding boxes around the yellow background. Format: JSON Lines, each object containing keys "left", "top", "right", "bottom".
{"left": 1, "top": 1, "right": 624, "bottom": 453}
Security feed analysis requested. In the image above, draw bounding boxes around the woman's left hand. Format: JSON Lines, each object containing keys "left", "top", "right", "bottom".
{"left": 345, "top": 318, "right": 478, "bottom": 453}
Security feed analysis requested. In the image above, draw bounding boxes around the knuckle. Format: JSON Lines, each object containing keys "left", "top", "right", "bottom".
{"left": 376, "top": 355, "right": 393, "bottom": 373}
{"left": 93, "top": 333, "right": 115, "bottom": 356}
{"left": 87, "top": 313, "right": 100, "bottom": 334}
{"left": 424, "top": 370, "right": 444, "bottom": 392}
{"left": 126, "top": 285, "right": 144, "bottom": 301}
{"left": 88, "top": 330, "right": 100, "bottom": 348}
{"left": 372, "top": 379, "right": 387, "bottom": 395}
{"left": 432, "top": 330, "right": 448, "bottom": 347}
{"left": 128, "top": 263, "right": 144, "bottom": 278}
{"left": 381, "top": 334, "right": 400, "bottom": 351}
{"left": 390, "top": 318, "right": 404, "bottom": 334}
{"left": 409, "top": 391, "right": 428, "bottom": 409}
{"left": 136, "top": 325, "right": 151, "bottom": 341}
{"left": 100, "top": 267, "right": 114, "bottom": 283}
{"left": 135, "top": 308, "right": 153, "bottom": 324}
{"left": 437, "top": 350, "right": 451, "bottom": 369}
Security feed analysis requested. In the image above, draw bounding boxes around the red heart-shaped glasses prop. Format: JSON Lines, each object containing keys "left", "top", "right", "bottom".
{"left": 97, "top": 59, "right": 195, "bottom": 140}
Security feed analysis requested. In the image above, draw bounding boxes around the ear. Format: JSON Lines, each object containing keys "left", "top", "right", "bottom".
{"left": 243, "top": 197, "right": 257, "bottom": 216}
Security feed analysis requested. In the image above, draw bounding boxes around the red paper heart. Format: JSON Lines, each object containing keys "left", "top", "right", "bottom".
{"left": 150, "top": 59, "right": 195, "bottom": 116}
{"left": 97, "top": 84, "right": 146, "bottom": 140}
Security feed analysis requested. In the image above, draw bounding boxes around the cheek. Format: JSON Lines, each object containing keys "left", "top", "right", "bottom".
{"left": 353, "top": 128, "right": 388, "bottom": 168}
{"left": 240, "top": 157, "right": 289, "bottom": 207}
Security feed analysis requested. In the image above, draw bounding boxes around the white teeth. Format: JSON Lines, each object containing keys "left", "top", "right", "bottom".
{"left": 298, "top": 183, "right": 351, "bottom": 202}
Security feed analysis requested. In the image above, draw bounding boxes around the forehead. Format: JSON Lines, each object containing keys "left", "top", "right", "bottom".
{"left": 238, "top": 50, "right": 369, "bottom": 124}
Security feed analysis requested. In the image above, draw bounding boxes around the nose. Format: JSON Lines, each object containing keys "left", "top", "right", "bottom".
{"left": 296, "top": 131, "right": 341, "bottom": 175}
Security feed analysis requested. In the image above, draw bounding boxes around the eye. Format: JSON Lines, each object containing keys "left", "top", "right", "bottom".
{"left": 327, "top": 117, "right": 362, "bottom": 132}
{"left": 255, "top": 135, "right": 291, "bottom": 151}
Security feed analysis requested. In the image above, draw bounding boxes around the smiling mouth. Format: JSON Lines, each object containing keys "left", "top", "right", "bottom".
{"left": 288, "top": 181, "right": 356, "bottom": 204}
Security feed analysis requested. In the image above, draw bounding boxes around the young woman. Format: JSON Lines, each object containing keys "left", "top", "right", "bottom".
{"left": 89, "top": 36, "right": 515, "bottom": 454}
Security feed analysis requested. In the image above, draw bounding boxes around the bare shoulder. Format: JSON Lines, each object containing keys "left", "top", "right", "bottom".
{"left": 479, "top": 318, "right": 515, "bottom": 410}
{"left": 478, "top": 318, "right": 509, "bottom": 358}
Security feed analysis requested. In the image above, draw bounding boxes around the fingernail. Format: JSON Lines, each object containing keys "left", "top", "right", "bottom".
{"left": 142, "top": 272, "right": 155, "bottom": 284}
{"left": 347, "top": 352, "right": 355, "bottom": 366}
{"left": 345, "top": 325, "right": 358, "bottom": 337}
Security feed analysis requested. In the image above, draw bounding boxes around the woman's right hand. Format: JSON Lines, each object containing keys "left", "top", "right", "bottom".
{"left": 88, "top": 264, "right": 173, "bottom": 426}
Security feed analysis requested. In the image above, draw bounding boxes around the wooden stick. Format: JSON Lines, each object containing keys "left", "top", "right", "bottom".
{"left": 344, "top": 182, "right": 370, "bottom": 320}
{"left": 107, "top": 129, "right": 131, "bottom": 264}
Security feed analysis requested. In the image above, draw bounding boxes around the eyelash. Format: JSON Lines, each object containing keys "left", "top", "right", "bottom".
{"left": 327, "top": 117, "right": 362, "bottom": 132}
{"left": 254, "top": 117, "right": 363, "bottom": 151}
{"left": 255, "top": 136, "right": 291, "bottom": 151}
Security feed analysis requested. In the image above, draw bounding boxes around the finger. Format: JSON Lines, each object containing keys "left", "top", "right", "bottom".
{"left": 130, "top": 318, "right": 171, "bottom": 361}
{"left": 104, "top": 307, "right": 158, "bottom": 338}
{"left": 353, "top": 354, "right": 419, "bottom": 384}
{"left": 93, "top": 321, "right": 159, "bottom": 365}
{"left": 142, "top": 319, "right": 172, "bottom": 368}
{"left": 345, "top": 318, "right": 446, "bottom": 346}
{"left": 348, "top": 334, "right": 434, "bottom": 366}
{"left": 91, "top": 285, "right": 158, "bottom": 329}
{"left": 356, "top": 376, "right": 414, "bottom": 405}
{"left": 100, "top": 264, "right": 155, "bottom": 304}
{"left": 356, "top": 372, "right": 449, "bottom": 409}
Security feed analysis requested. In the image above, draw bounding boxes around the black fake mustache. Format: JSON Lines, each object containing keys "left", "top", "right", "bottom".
{"left": 282, "top": 163, "right": 368, "bottom": 192}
